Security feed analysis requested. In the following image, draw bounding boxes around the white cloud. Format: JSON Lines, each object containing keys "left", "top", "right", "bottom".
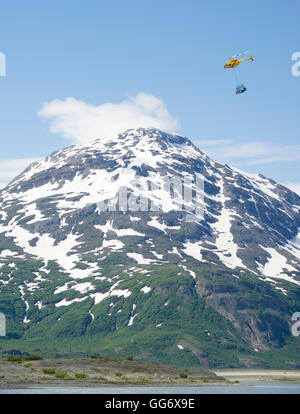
{"left": 38, "top": 93, "right": 179, "bottom": 144}
{"left": 195, "top": 140, "right": 300, "bottom": 165}
{"left": 196, "top": 139, "right": 233, "bottom": 146}
{"left": 0, "top": 158, "right": 41, "bottom": 189}
{"left": 284, "top": 182, "right": 300, "bottom": 196}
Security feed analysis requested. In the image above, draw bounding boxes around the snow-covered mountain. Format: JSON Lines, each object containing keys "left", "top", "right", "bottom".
{"left": 1, "top": 128, "right": 299, "bottom": 282}
{"left": 0, "top": 128, "right": 299, "bottom": 367}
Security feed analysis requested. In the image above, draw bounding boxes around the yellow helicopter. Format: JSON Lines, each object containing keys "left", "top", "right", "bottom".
{"left": 224, "top": 52, "right": 254, "bottom": 69}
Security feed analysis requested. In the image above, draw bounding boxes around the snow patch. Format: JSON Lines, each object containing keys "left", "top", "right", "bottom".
{"left": 140, "top": 286, "right": 151, "bottom": 293}
{"left": 128, "top": 304, "right": 137, "bottom": 326}
{"left": 90, "top": 281, "right": 132, "bottom": 305}
{"left": 55, "top": 296, "right": 88, "bottom": 307}
{"left": 261, "top": 247, "right": 299, "bottom": 285}
{"left": 127, "top": 253, "right": 156, "bottom": 264}
{"left": 182, "top": 241, "right": 205, "bottom": 263}
{"left": 210, "top": 177, "right": 247, "bottom": 270}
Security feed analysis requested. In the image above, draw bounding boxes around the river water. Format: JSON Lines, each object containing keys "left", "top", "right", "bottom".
{"left": 1, "top": 382, "right": 300, "bottom": 394}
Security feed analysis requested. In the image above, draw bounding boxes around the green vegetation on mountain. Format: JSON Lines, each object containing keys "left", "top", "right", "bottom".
{"left": 0, "top": 258, "right": 299, "bottom": 369}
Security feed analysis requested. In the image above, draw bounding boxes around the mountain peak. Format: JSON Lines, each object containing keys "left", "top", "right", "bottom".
{"left": 0, "top": 126, "right": 299, "bottom": 284}
{"left": 94, "top": 127, "right": 201, "bottom": 157}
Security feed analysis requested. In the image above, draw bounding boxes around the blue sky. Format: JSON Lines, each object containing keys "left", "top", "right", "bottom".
{"left": 0, "top": 0, "right": 299, "bottom": 192}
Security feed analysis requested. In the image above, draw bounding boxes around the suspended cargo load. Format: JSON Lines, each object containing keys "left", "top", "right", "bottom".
{"left": 236, "top": 84, "right": 247, "bottom": 94}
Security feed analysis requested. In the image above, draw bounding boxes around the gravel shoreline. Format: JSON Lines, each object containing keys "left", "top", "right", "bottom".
{"left": 0, "top": 357, "right": 228, "bottom": 389}
{"left": 1, "top": 358, "right": 300, "bottom": 390}
{"left": 213, "top": 369, "right": 300, "bottom": 382}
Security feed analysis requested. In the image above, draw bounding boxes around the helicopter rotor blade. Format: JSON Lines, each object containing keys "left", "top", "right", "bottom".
{"left": 229, "top": 51, "right": 249, "bottom": 59}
